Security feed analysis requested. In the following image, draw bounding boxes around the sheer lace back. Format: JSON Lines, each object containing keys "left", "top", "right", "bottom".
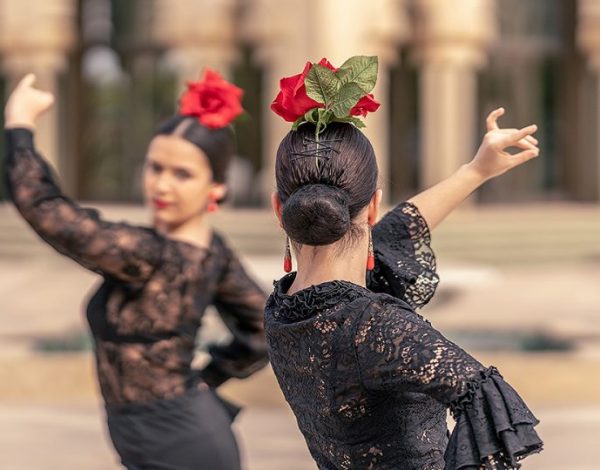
{"left": 5, "top": 128, "right": 268, "bottom": 405}
{"left": 266, "top": 276, "right": 542, "bottom": 469}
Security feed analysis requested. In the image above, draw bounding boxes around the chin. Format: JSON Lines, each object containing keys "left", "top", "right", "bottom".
{"left": 152, "top": 211, "right": 180, "bottom": 227}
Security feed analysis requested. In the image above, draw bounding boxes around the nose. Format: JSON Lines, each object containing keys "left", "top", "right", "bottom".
{"left": 154, "top": 173, "right": 172, "bottom": 194}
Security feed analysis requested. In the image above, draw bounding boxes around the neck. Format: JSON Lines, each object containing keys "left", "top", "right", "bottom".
{"left": 154, "top": 212, "right": 212, "bottom": 248}
{"left": 289, "top": 234, "right": 369, "bottom": 294}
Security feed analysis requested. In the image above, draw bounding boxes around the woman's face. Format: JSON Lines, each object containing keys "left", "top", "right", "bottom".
{"left": 143, "top": 135, "right": 225, "bottom": 228}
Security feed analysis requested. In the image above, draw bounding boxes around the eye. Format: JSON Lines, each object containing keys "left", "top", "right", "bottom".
{"left": 174, "top": 168, "right": 192, "bottom": 180}
{"left": 148, "top": 162, "right": 163, "bottom": 174}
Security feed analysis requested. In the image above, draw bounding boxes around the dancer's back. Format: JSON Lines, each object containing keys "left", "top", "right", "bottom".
{"left": 266, "top": 56, "right": 543, "bottom": 470}
{"left": 267, "top": 279, "right": 455, "bottom": 469}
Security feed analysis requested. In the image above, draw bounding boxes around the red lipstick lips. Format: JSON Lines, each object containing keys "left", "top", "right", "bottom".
{"left": 152, "top": 199, "right": 171, "bottom": 210}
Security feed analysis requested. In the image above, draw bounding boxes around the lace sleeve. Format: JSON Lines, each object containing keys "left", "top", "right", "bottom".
{"left": 354, "top": 300, "right": 542, "bottom": 469}
{"left": 199, "top": 236, "right": 269, "bottom": 388}
{"left": 367, "top": 201, "right": 439, "bottom": 308}
{"left": 4, "top": 128, "right": 163, "bottom": 282}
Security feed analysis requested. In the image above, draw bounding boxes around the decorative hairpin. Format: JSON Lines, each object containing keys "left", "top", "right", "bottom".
{"left": 290, "top": 137, "right": 343, "bottom": 161}
{"left": 179, "top": 68, "right": 244, "bottom": 129}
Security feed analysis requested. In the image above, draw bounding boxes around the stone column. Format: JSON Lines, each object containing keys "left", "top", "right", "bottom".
{"left": 152, "top": 0, "right": 239, "bottom": 92}
{"left": 240, "top": 0, "right": 309, "bottom": 202}
{"left": 0, "top": 0, "right": 77, "bottom": 174}
{"left": 242, "top": 0, "right": 410, "bottom": 202}
{"left": 413, "top": 0, "right": 497, "bottom": 189}
{"left": 315, "top": 0, "right": 410, "bottom": 202}
{"left": 577, "top": 0, "right": 600, "bottom": 201}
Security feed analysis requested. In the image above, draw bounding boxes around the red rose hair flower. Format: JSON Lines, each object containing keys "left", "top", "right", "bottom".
{"left": 270, "top": 58, "right": 340, "bottom": 123}
{"left": 179, "top": 68, "right": 244, "bottom": 129}
{"left": 350, "top": 94, "right": 380, "bottom": 117}
{"left": 270, "top": 62, "right": 322, "bottom": 122}
{"left": 270, "top": 56, "right": 380, "bottom": 131}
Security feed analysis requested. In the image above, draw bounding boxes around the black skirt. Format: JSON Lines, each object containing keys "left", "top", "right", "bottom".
{"left": 106, "top": 387, "right": 241, "bottom": 470}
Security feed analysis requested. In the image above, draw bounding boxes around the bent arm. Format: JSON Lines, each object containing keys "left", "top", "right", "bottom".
{"left": 354, "top": 302, "right": 543, "bottom": 468}
{"left": 408, "top": 108, "right": 539, "bottom": 231}
{"left": 407, "top": 164, "right": 485, "bottom": 231}
{"left": 200, "top": 241, "right": 268, "bottom": 388}
{"left": 5, "top": 128, "right": 163, "bottom": 282}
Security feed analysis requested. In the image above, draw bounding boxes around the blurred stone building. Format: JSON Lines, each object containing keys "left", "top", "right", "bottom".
{"left": 1, "top": 0, "right": 599, "bottom": 205}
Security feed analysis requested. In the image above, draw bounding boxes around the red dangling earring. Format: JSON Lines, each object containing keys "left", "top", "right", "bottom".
{"left": 367, "top": 225, "right": 375, "bottom": 271}
{"left": 284, "top": 236, "right": 292, "bottom": 273}
{"left": 207, "top": 200, "right": 218, "bottom": 213}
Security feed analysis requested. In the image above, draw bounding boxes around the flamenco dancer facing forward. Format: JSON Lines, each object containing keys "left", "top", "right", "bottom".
{"left": 266, "top": 56, "right": 543, "bottom": 469}
{"left": 4, "top": 71, "right": 268, "bottom": 470}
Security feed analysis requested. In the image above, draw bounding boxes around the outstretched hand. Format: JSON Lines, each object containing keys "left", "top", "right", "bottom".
{"left": 468, "top": 108, "right": 539, "bottom": 181}
{"left": 4, "top": 74, "right": 55, "bottom": 129}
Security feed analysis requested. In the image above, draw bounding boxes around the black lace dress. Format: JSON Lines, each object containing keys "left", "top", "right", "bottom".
{"left": 265, "top": 203, "right": 543, "bottom": 470}
{"left": 5, "top": 128, "right": 268, "bottom": 468}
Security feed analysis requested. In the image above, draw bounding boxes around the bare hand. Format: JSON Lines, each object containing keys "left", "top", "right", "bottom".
{"left": 4, "top": 74, "right": 55, "bottom": 129}
{"left": 467, "top": 108, "right": 539, "bottom": 181}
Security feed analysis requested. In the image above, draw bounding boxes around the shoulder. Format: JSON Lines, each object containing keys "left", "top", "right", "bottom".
{"left": 209, "top": 230, "right": 234, "bottom": 257}
{"left": 373, "top": 201, "right": 429, "bottom": 237}
{"left": 354, "top": 292, "right": 436, "bottom": 343}
{"left": 360, "top": 292, "right": 428, "bottom": 324}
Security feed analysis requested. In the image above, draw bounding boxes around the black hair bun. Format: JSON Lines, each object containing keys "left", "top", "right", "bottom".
{"left": 282, "top": 184, "right": 351, "bottom": 246}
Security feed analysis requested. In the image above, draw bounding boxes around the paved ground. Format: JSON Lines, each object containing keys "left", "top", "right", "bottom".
{"left": 1, "top": 403, "right": 599, "bottom": 470}
{"left": 2, "top": 234, "right": 600, "bottom": 468}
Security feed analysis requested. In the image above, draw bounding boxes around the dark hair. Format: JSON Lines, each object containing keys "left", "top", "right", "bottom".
{"left": 276, "top": 123, "right": 378, "bottom": 246}
{"left": 153, "top": 115, "right": 234, "bottom": 183}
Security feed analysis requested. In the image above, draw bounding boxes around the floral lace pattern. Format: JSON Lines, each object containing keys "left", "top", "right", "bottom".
{"left": 5, "top": 128, "right": 268, "bottom": 405}
{"left": 265, "top": 203, "right": 542, "bottom": 469}
{"left": 368, "top": 201, "right": 439, "bottom": 308}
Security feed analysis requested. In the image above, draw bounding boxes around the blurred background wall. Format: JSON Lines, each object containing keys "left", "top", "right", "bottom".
{"left": 1, "top": 0, "right": 599, "bottom": 207}
{"left": 2, "top": 1, "right": 600, "bottom": 469}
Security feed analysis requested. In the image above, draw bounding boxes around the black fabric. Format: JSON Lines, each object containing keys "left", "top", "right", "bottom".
{"left": 5, "top": 128, "right": 268, "bottom": 405}
{"left": 446, "top": 368, "right": 542, "bottom": 469}
{"left": 4, "top": 127, "right": 267, "bottom": 468}
{"left": 265, "top": 203, "right": 542, "bottom": 469}
{"left": 106, "top": 387, "right": 241, "bottom": 470}
{"left": 368, "top": 201, "right": 439, "bottom": 308}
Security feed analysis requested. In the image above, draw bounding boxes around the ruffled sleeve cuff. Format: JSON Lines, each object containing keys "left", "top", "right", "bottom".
{"left": 367, "top": 202, "right": 439, "bottom": 308}
{"left": 445, "top": 367, "right": 543, "bottom": 470}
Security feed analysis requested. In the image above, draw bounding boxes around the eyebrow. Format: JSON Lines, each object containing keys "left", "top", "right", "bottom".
{"left": 147, "top": 154, "right": 198, "bottom": 171}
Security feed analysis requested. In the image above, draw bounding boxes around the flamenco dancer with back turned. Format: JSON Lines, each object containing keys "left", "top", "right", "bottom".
{"left": 265, "top": 56, "right": 543, "bottom": 469}
{"left": 4, "top": 71, "right": 268, "bottom": 470}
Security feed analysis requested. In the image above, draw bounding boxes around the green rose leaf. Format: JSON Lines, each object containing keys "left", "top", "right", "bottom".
{"left": 305, "top": 64, "right": 341, "bottom": 106}
{"left": 304, "top": 108, "right": 319, "bottom": 123}
{"left": 317, "top": 108, "right": 333, "bottom": 123}
{"left": 336, "top": 56, "right": 378, "bottom": 93}
{"left": 330, "top": 82, "right": 364, "bottom": 118}
{"left": 332, "top": 116, "right": 366, "bottom": 128}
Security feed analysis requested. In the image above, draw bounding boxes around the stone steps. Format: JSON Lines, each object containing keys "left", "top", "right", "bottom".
{"left": 2, "top": 202, "right": 600, "bottom": 264}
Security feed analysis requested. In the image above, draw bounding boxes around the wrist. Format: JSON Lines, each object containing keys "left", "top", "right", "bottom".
{"left": 460, "top": 162, "right": 490, "bottom": 186}
{"left": 5, "top": 119, "right": 36, "bottom": 130}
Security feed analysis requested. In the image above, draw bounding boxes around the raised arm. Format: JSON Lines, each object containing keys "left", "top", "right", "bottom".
{"left": 4, "top": 74, "right": 164, "bottom": 282}
{"left": 353, "top": 300, "right": 543, "bottom": 469}
{"left": 408, "top": 108, "right": 539, "bottom": 231}
{"left": 199, "top": 237, "right": 268, "bottom": 388}
{"left": 369, "top": 201, "right": 439, "bottom": 307}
